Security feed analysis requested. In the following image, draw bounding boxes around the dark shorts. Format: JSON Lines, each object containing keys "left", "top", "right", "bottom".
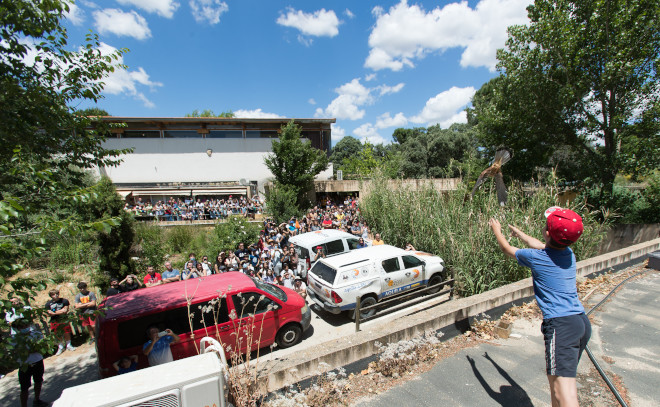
{"left": 19, "top": 360, "right": 44, "bottom": 392}
{"left": 542, "top": 313, "right": 591, "bottom": 377}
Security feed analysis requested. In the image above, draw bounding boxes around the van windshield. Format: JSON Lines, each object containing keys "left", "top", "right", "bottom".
{"left": 310, "top": 261, "right": 337, "bottom": 284}
{"left": 294, "top": 244, "right": 309, "bottom": 259}
{"left": 252, "top": 277, "right": 287, "bottom": 302}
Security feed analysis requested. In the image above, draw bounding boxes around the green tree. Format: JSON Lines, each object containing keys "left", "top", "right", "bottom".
{"left": 1, "top": 1, "right": 126, "bottom": 369}
{"left": 264, "top": 120, "right": 329, "bottom": 207}
{"left": 77, "top": 107, "right": 110, "bottom": 117}
{"left": 185, "top": 109, "right": 235, "bottom": 118}
{"left": 77, "top": 177, "right": 135, "bottom": 283}
{"left": 471, "top": 0, "right": 660, "bottom": 194}
{"left": 264, "top": 182, "right": 302, "bottom": 224}
{"left": 330, "top": 136, "right": 363, "bottom": 165}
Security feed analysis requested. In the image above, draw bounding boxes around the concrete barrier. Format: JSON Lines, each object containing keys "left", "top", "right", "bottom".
{"left": 262, "top": 237, "right": 660, "bottom": 391}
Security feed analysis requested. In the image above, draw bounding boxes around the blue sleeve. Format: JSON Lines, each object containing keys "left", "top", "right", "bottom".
{"left": 143, "top": 340, "right": 152, "bottom": 351}
{"left": 515, "top": 248, "right": 535, "bottom": 268}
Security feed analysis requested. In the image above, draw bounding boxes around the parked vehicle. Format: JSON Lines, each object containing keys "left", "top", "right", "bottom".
{"left": 55, "top": 351, "right": 227, "bottom": 407}
{"left": 96, "top": 272, "right": 311, "bottom": 378}
{"left": 290, "top": 229, "right": 368, "bottom": 278}
{"left": 306, "top": 245, "right": 446, "bottom": 320}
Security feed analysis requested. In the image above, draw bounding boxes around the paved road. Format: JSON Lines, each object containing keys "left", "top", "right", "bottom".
{"left": 355, "top": 269, "right": 660, "bottom": 407}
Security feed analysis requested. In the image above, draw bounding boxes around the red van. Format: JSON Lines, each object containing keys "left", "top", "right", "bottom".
{"left": 96, "top": 272, "right": 311, "bottom": 377}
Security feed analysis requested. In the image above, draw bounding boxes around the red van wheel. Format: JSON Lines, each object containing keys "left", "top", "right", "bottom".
{"left": 276, "top": 324, "right": 302, "bottom": 349}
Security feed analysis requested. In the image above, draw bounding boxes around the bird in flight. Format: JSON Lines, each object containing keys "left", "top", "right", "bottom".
{"left": 471, "top": 148, "right": 513, "bottom": 206}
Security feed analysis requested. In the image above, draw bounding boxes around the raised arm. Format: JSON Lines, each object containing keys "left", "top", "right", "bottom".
{"left": 488, "top": 218, "right": 519, "bottom": 259}
{"left": 508, "top": 225, "right": 545, "bottom": 250}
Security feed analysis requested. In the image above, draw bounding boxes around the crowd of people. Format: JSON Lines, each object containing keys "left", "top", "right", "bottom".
{"left": 123, "top": 195, "right": 264, "bottom": 221}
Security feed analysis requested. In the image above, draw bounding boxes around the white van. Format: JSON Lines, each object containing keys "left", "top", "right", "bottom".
{"left": 306, "top": 245, "right": 446, "bottom": 319}
{"left": 289, "top": 230, "right": 367, "bottom": 278}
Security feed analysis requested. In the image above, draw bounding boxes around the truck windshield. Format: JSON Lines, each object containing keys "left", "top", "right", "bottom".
{"left": 310, "top": 261, "right": 337, "bottom": 284}
{"left": 294, "top": 244, "right": 309, "bottom": 259}
{"left": 252, "top": 277, "right": 287, "bottom": 302}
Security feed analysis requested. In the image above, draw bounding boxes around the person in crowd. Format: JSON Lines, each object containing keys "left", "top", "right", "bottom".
{"left": 281, "top": 270, "right": 295, "bottom": 289}
{"left": 372, "top": 233, "right": 385, "bottom": 245}
{"left": 120, "top": 274, "right": 143, "bottom": 292}
{"left": 44, "top": 289, "right": 75, "bottom": 356}
{"left": 181, "top": 263, "right": 200, "bottom": 280}
{"left": 143, "top": 266, "right": 162, "bottom": 287}
{"left": 288, "top": 246, "right": 299, "bottom": 276}
{"left": 214, "top": 252, "right": 227, "bottom": 274}
{"left": 294, "top": 279, "right": 307, "bottom": 300}
{"left": 350, "top": 220, "right": 361, "bottom": 236}
{"left": 195, "top": 262, "right": 208, "bottom": 277}
{"left": 405, "top": 243, "right": 416, "bottom": 251}
{"left": 227, "top": 251, "right": 239, "bottom": 271}
{"left": 312, "top": 246, "right": 326, "bottom": 263}
{"left": 14, "top": 318, "right": 49, "bottom": 407}
{"left": 161, "top": 261, "right": 181, "bottom": 283}
{"left": 143, "top": 326, "right": 180, "bottom": 366}
{"left": 357, "top": 237, "right": 368, "bottom": 249}
{"left": 184, "top": 253, "right": 197, "bottom": 271}
{"left": 74, "top": 282, "right": 97, "bottom": 344}
{"left": 489, "top": 208, "right": 589, "bottom": 407}
{"left": 234, "top": 243, "right": 249, "bottom": 262}
{"left": 263, "top": 269, "right": 275, "bottom": 284}
{"left": 249, "top": 246, "right": 260, "bottom": 270}
{"left": 113, "top": 355, "right": 139, "bottom": 375}
{"left": 106, "top": 278, "right": 121, "bottom": 296}
{"left": 6, "top": 296, "right": 31, "bottom": 336}
{"left": 200, "top": 256, "right": 213, "bottom": 275}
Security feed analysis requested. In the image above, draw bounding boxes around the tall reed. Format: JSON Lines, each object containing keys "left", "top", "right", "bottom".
{"left": 360, "top": 176, "right": 608, "bottom": 296}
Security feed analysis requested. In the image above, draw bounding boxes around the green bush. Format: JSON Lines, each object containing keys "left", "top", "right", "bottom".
{"left": 210, "top": 216, "right": 261, "bottom": 254}
{"left": 134, "top": 223, "right": 167, "bottom": 273}
{"left": 165, "top": 226, "right": 196, "bottom": 253}
{"left": 360, "top": 176, "right": 608, "bottom": 296}
{"left": 48, "top": 236, "right": 98, "bottom": 269}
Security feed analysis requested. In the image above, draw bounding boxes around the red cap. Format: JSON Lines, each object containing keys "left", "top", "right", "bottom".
{"left": 545, "top": 207, "right": 583, "bottom": 244}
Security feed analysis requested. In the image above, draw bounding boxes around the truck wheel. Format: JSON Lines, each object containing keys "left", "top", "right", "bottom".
{"left": 348, "top": 296, "right": 377, "bottom": 320}
{"left": 276, "top": 324, "right": 302, "bottom": 349}
{"left": 427, "top": 274, "right": 444, "bottom": 294}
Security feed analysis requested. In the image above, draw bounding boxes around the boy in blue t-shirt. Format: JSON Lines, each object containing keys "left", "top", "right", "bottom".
{"left": 489, "top": 207, "right": 590, "bottom": 407}
{"left": 113, "top": 355, "right": 138, "bottom": 374}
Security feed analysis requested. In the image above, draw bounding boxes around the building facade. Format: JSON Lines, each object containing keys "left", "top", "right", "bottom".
{"left": 98, "top": 117, "right": 334, "bottom": 201}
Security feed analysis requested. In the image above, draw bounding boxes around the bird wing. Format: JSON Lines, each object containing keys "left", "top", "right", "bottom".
{"left": 493, "top": 148, "right": 512, "bottom": 167}
{"left": 471, "top": 169, "right": 490, "bottom": 197}
{"left": 495, "top": 171, "right": 508, "bottom": 206}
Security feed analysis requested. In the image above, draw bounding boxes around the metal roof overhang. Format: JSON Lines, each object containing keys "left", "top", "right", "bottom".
{"left": 191, "top": 188, "right": 247, "bottom": 195}
{"left": 130, "top": 189, "right": 192, "bottom": 196}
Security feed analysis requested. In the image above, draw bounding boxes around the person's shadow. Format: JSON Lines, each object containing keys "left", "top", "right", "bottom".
{"left": 466, "top": 352, "right": 534, "bottom": 407}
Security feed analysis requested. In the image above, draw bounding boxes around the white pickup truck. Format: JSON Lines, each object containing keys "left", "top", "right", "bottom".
{"left": 306, "top": 245, "right": 446, "bottom": 319}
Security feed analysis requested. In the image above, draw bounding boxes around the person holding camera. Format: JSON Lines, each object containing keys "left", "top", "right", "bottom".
{"left": 143, "top": 326, "right": 180, "bottom": 366}
{"left": 119, "top": 274, "right": 143, "bottom": 292}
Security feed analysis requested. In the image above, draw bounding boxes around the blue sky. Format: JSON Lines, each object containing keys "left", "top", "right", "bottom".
{"left": 63, "top": 0, "right": 532, "bottom": 145}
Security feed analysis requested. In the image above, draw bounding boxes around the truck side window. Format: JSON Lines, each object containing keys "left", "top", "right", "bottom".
{"left": 382, "top": 257, "right": 401, "bottom": 273}
{"left": 325, "top": 239, "right": 345, "bottom": 255}
{"left": 346, "top": 238, "right": 359, "bottom": 250}
{"left": 402, "top": 255, "right": 424, "bottom": 269}
{"left": 231, "top": 292, "right": 274, "bottom": 316}
{"left": 117, "top": 298, "right": 229, "bottom": 350}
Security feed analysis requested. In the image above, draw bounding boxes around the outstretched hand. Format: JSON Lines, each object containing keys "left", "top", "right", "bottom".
{"left": 488, "top": 218, "right": 502, "bottom": 234}
{"left": 508, "top": 225, "right": 523, "bottom": 238}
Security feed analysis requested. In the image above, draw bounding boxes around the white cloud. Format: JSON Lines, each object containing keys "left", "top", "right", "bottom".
{"left": 410, "top": 86, "right": 476, "bottom": 127}
{"left": 93, "top": 9, "right": 151, "bottom": 40}
{"left": 315, "top": 78, "right": 373, "bottom": 120}
{"left": 233, "top": 109, "right": 283, "bottom": 118}
{"left": 344, "top": 9, "right": 355, "bottom": 19}
{"left": 376, "top": 112, "right": 408, "bottom": 129}
{"left": 116, "top": 0, "right": 180, "bottom": 18}
{"left": 297, "top": 34, "right": 313, "bottom": 47}
{"left": 277, "top": 8, "right": 340, "bottom": 37}
{"left": 365, "top": 0, "right": 531, "bottom": 72}
{"left": 308, "top": 98, "right": 316, "bottom": 105}
{"left": 64, "top": 1, "right": 85, "bottom": 25}
{"left": 97, "top": 42, "right": 162, "bottom": 107}
{"left": 365, "top": 73, "right": 377, "bottom": 82}
{"left": 377, "top": 82, "right": 405, "bottom": 96}
{"left": 190, "top": 0, "right": 228, "bottom": 25}
{"left": 331, "top": 123, "right": 346, "bottom": 142}
{"left": 353, "top": 123, "right": 388, "bottom": 145}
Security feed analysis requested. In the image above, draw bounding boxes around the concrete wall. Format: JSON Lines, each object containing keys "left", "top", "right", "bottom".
{"left": 102, "top": 138, "right": 334, "bottom": 192}
{"left": 598, "top": 224, "right": 660, "bottom": 254}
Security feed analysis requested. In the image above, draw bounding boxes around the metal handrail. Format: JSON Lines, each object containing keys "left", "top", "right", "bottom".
{"left": 354, "top": 278, "right": 455, "bottom": 331}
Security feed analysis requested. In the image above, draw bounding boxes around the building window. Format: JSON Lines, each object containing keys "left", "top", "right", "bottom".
{"left": 246, "top": 130, "right": 279, "bottom": 138}
{"left": 207, "top": 130, "right": 244, "bottom": 138}
{"left": 163, "top": 130, "right": 202, "bottom": 138}
{"left": 122, "top": 130, "right": 161, "bottom": 138}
